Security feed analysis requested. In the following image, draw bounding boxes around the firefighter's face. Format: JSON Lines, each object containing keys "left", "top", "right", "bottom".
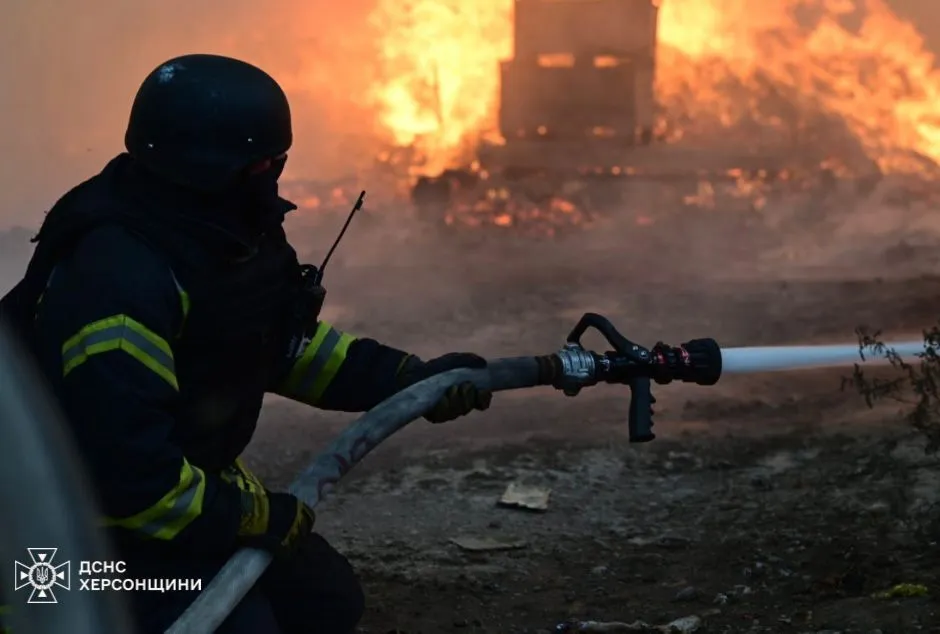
{"left": 247, "top": 153, "right": 288, "bottom": 180}
{"left": 240, "top": 153, "right": 288, "bottom": 201}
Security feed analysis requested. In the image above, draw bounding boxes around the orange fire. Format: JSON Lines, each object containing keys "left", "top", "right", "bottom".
{"left": 367, "top": 0, "right": 940, "bottom": 178}
{"left": 366, "top": 0, "right": 512, "bottom": 176}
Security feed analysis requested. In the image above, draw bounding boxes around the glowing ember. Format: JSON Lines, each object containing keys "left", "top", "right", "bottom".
{"left": 367, "top": 0, "right": 940, "bottom": 179}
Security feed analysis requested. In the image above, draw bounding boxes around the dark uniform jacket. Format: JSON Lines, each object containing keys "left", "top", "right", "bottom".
{"left": 1, "top": 154, "right": 409, "bottom": 557}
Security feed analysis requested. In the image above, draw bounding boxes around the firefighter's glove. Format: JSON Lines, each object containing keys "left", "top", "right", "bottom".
{"left": 237, "top": 489, "right": 315, "bottom": 557}
{"left": 220, "top": 458, "right": 264, "bottom": 492}
{"left": 397, "top": 353, "right": 493, "bottom": 423}
{"left": 224, "top": 461, "right": 315, "bottom": 556}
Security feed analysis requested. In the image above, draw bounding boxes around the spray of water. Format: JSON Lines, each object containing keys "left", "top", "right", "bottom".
{"left": 721, "top": 341, "right": 930, "bottom": 374}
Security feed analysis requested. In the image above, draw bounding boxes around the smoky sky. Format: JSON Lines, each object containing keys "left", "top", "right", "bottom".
{"left": 0, "top": 0, "right": 380, "bottom": 227}
{"left": 1, "top": 0, "right": 939, "bottom": 228}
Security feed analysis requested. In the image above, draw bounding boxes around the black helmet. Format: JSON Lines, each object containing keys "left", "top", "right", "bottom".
{"left": 124, "top": 54, "right": 293, "bottom": 192}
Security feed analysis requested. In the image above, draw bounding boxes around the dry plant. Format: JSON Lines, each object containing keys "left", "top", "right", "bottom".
{"left": 843, "top": 325, "right": 940, "bottom": 454}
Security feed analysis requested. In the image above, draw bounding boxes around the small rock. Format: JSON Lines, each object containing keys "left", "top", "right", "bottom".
{"left": 556, "top": 620, "right": 650, "bottom": 632}
{"left": 750, "top": 474, "right": 772, "bottom": 489}
{"left": 591, "top": 565, "right": 609, "bottom": 576}
{"left": 663, "top": 615, "right": 702, "bottom": 633}
{"left": 674, "top": 586, "right": 700, "bottom": 602}
{"left": 871, "top": 582, "right": 928, "bottom": 599}
{"left": 656, "top": 535, "right": 693, "bottom": 550}
{"left": 713, "top": 593, "right": 729, "bottom": 605}
{"left": 450, "top": 535, "right": 527, "bottom": 552}
{"left": 556, "top": 616, "right": 702, "bottom": 633}
{"left": 627, "top": 534, "right": 693, "bottom": 549}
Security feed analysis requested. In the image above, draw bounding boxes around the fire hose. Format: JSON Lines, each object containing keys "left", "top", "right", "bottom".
{"left": 0, "top": 310, "right": 926, "bottom": 633}
{"left": 168, "top": 312, "right": 932, "bottom": 633}
{"left": 166, "top": 313, "right": 724, "bottom": 633}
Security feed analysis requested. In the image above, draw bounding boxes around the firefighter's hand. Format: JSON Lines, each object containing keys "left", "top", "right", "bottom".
{"left": 398, "top": 353, "right": 493, "bottom": 423}
{"left": 236, "top": 489, "right": 316, "bottom": 557}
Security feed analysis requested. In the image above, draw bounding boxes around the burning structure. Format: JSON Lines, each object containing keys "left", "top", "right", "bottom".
{"left": 282, "top": 0, "right": 940, "bottom": 236}
{"left": 485, "top": 0, "right": 659, "bottom": 157}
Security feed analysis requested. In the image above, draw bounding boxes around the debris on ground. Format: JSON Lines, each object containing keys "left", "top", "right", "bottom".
{"left": 449, "top": 535, "right": 528, "bottom": 552}
{"left": 660, "top": 616, "right": 702, "bottom": 633}
{"left": 556, "top": 615, "right": 701, "bottom": 633}
{"left": 673, "top": 586, "right": 699, "bottom": 602}
{"left": 497, "top": 482, "right": 551, "bottom": 511}
{"left": 870, "top": 583, "right": 929, "bottom": 599}
{"left": 555, "top": 620, "right": 650, "bottom": 633}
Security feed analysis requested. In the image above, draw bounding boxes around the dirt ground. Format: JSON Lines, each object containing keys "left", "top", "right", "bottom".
{"left": 238, "top": 206, "right": 940, "bottom": 634}
{"left": 6, "top": 184, "right": 937, "bottom": 632}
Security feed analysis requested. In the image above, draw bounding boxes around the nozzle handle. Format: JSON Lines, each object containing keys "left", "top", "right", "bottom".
{"left": 628, "top": 377, "right": 656, "bottom": 442}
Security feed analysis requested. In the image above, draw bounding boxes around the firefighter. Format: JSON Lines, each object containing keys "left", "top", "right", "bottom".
{"left": 0, "top": 54, "right": 492, "bottom": 634}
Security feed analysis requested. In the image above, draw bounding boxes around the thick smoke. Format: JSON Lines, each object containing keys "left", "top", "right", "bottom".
{"left": 890, "top": 0, "right": 940, "bottom": 47}
{"left": 0, "top": 0, "right": 379, "bottom": 228}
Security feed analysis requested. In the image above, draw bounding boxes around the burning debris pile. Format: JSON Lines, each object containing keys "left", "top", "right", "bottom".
{"left": 654, "top": 0, "right": 940, "bottom": 178}
{"left": 285, "top": 0, "right": 940, "bottom": 237}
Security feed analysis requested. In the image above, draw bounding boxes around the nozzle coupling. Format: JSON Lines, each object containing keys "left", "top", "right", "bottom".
{"left": 544, "top": 344, "right": 598, "bottom": 396}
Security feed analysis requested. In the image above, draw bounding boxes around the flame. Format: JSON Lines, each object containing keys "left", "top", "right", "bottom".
{"left": 657, "top": 0, "right": 940, "bottom": 176}
{"left": 367, "top": 0, "right": 940, "bottom": 178}
{"left": 366, "top": 0, "right": 512, "bottom": 176}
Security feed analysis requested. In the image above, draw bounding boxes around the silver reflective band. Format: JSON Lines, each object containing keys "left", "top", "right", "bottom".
{"left": 62, "top": 324, "right": 175, "bottom": 376}
{"left": 136, "top": 469, "right": 205, "bottom": 539}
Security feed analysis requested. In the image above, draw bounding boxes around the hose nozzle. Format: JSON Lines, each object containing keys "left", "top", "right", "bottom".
{"left": 650, "top": 338, "right": 723, "bottom": 386}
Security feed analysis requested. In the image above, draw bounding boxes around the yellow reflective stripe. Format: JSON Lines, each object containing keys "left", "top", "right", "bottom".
{"left": 61, "top": 315, "right": 178, "bottom": 390}
{"left": 281, "top": 322, "right": 356, "bottom": 404}
{"left": 102, "top": 461, "right": 206, "bottom": 540}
